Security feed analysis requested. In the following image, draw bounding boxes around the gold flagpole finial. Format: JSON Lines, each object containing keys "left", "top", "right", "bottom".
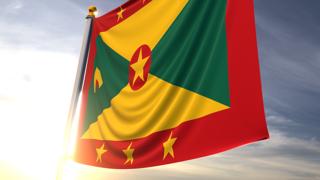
{"left": 88, "top": 6, "right": 98, "bottom": 17}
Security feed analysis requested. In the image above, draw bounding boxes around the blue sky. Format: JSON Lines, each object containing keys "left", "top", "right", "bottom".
{"left": 0, "top": 0, "right": 319, "bottom": 179}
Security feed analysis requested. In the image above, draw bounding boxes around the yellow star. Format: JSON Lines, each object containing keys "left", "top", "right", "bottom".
{"left": 123, "top": 142, "right": 134, "bottom": 165}
{"left": 163, "top": 132, "right": 177, "bottom": 159}
{"left": 130, "top": 49, "right": 150, "bottom": 85}
{"left": 96, "top": 144, "right": 107, "bottom": 163}
{"left": 117, "top": 7, "right": 125, "bottom": 21}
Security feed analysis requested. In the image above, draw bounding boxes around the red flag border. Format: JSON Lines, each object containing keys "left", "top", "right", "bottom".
{"left": 75, "top": 0, "right": 269, "bottom": 169}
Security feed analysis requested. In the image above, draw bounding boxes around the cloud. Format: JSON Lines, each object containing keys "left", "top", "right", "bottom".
{"left": 0, "top": 1, "right": 84, "bottom": 54}
{"left": 254, "top": 0, "right": 320, "bottom": 139}
{"left": 4, "top": 0, "right": 23, "bottom": 14}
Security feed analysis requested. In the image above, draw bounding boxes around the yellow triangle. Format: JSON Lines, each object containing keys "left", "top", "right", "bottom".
{"left": 82, "top": 74, "right": 229, "bottom": 141}
{"left": 100, "top": 0, "right": 189, "bottom": 61}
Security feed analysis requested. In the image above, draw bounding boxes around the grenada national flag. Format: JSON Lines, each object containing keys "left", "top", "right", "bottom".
{"left": 74, "top": 0, "right": 269, "bottom": 169}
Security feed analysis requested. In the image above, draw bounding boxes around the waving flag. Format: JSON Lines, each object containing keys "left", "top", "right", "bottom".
{"left": 74, "top": 0, "right": 269, "bottom": 168}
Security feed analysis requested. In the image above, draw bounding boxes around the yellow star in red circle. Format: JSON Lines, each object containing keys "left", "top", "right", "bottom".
{"left": 130, "top": 49, "right": 150, "bottom": 85}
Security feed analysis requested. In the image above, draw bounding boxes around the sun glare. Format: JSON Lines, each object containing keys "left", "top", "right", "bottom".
{"left": 0, "top": 49, "right": 212, "bottom": 180}
{"left": 0, "top": 49, "right": 77, "bottom": 179}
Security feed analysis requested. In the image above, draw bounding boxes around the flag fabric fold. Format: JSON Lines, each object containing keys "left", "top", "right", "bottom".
{"left": 74, "top": 0, "right": 269, "bottom": 169}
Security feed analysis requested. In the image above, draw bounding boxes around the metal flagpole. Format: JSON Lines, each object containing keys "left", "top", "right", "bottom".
{"left": 56, "top": 6, "right": 97, "bottom": 180}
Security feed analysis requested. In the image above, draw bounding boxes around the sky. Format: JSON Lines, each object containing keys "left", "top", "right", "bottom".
{"left": 0, "top": 0, "right": 319, "bottom": 179}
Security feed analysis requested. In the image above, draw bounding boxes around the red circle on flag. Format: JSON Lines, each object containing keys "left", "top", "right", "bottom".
{"left": 129, "top": 45, "right": 152, "bottom": 90}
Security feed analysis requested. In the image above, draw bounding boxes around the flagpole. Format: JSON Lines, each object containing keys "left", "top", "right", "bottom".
{"left": 56, "top": 6, "right": 97, "bottom": 180}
